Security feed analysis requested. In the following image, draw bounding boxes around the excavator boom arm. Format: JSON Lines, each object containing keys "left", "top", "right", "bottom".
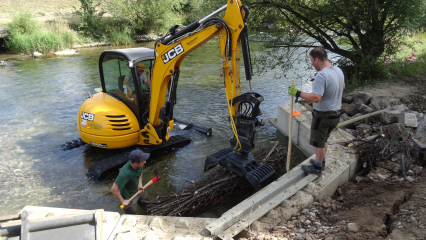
{"left": 141, "top": 0, "right": 249, "bottom": 145}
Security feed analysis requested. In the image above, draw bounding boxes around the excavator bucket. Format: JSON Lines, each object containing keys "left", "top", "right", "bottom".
{"left": 204, "top": 148, "right": 276, "bottom": 191}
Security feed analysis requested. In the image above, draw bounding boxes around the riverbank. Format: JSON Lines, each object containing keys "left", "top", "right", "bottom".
{"left": 238, "top": 76, "right": 426, "bottom": 239}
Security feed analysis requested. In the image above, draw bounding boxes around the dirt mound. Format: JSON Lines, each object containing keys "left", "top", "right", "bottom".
{"left": 400, "top": 76, "right": 426, "bottom": 113}
{"left": 318, "top": 170, "right": 426, "bottom": 240}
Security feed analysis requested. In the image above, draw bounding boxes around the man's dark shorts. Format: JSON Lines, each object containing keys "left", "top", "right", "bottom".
{"left": 309, "top": 110, "right": 340, "bottom": 148}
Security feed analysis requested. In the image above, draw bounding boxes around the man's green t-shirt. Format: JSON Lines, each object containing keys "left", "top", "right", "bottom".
{"left": 114, "top": 161, "right": 144, "bottom": 200}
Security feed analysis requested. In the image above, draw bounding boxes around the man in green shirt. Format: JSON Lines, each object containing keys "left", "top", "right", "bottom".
{"left": 111, "top": 149, "right": 150, "bottom": 214}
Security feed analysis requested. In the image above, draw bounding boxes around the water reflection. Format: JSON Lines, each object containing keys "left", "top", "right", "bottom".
{"left": 0, "top": 41, "right": 312, "bottom": 216}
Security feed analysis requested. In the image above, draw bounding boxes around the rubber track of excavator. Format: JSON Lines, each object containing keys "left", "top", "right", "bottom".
{"left": 88, "top": 135, "right": 191, "bottom": 180}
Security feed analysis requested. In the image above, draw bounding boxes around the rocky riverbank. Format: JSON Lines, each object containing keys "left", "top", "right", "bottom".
{"left": 237, "top": 77, "right": 426, "bottom": 240}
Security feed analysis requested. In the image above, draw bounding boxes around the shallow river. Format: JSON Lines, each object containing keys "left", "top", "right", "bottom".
{"left": 0, "top": 41, "right": 314, "bottom": 216}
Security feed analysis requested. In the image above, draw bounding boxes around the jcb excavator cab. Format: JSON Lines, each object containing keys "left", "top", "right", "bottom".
{"left": 78, "top": 48, "right": 155, "bottom": 149}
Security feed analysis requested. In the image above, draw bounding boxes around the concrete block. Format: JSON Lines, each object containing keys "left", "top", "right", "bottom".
{"left": 399, "top": 112, "right": 418, "bottom": 128}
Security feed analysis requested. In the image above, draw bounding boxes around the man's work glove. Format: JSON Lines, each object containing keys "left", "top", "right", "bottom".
{"left": 288, "top": 86, "right": 301, "bottom": 98}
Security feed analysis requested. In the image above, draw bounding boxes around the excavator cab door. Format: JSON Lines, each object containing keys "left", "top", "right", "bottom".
{"left": 100, "top": 53, "right": 141, "bottom": 120}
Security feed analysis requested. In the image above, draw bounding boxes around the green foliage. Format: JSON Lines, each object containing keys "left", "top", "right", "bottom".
{"left": 178, "top": 0, "right": 224, "bottom": 25}
{"left": 73, "top": 0, "right": 105, "bottom": 38}
{"left": 104, "top": 0, "right": 184, "bottom": 34}
{"left": 246, "top": 0, "right": 426, "bottom": 87}
{"left": 107, "top": 30, "right": 134, "bottom": 46}
{"left": 6, "top": 12, "right": 79, "bottom": 54}
{"left": 388, "top": 60, "right": 426, "bottom": 77}
{"left": 7, "top": 12, "right": 38, "bottom": 35}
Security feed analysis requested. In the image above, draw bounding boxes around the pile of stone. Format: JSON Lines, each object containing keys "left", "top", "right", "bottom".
{"left": 339, "top": 91, "right": 423, "bottom": 142}
{"left": 339, "top": 91, "right": 425, "bottom": 181}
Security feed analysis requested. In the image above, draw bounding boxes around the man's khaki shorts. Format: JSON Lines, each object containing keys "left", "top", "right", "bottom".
{"left": 309, "top": 110, "right": 340, "bottom": 148}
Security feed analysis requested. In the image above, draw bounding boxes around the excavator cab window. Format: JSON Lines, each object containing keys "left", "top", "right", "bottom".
{"left": 100, "top": 54, "right": 139, "bottom": 118}
{"left": 135, "top": 60, "right": 153, "bottom": 125}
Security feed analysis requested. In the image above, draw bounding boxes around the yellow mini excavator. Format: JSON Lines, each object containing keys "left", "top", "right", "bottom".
{"left": 79, "top": 0, "right": 276, "bottom": 190}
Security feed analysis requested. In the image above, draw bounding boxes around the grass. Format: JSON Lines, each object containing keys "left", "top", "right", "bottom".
{"left": 107, "top": 30, "right": 133, "bottom": 46}
{"left": 386, "top": 32, "right": 426, "bottom": 78}
{"left": 6, "top": 12, "right": 80, "bottom": 54}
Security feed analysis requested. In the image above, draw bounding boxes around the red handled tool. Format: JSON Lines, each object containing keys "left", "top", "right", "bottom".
{"left": 120, "top": 169, "right": 160, "bottom": 209}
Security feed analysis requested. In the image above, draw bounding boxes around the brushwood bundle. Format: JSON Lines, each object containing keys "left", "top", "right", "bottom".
{"left": 145, "top": 142, "right": 286, "bottom": 216}
{"left": 353, "top": 135, "right": 421, "bottom": 177}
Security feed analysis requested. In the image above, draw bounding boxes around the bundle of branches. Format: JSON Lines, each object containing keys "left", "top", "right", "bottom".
{"left": 353, "top": 134, "right": 420, "bottom": 177}
{"left": 145, "top": 142, "right": 286, "bottom": 216}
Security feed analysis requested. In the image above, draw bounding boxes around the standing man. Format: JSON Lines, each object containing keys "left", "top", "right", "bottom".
{"left": 111, "top": 149, "right": 150, "bottom": 214}
{"left": 288, "top": 47, "right": 345, "bottom": 174}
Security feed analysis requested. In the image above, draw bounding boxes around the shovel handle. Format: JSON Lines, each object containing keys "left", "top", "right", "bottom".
{"left": 119, "top": 176, "right": 159, "bottom": 209}
{"left": 286, "top": 78, "right": 295, "bottom": 172}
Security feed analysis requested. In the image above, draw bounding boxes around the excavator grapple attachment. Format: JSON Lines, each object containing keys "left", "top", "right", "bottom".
{"left": 245, "top": 163, "right": 276, "bottom": 191}
{"left": 204, "top": 91, "right": 276, "bottom": 191}
{"left": 203, "top": 148, "right": 233, "bottom": 173}
{"left": 204, "top": 148, "right": 276, "bottom": 191}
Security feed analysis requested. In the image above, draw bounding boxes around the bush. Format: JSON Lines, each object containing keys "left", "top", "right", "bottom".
{"left": 6, "top": 12, "right": 79, "bottom": 54}
{"left": 104, "top": 0, "right": 184, "bottom": 35}
{"left": 73, "top": 0, "right": 105, "bottom": 39}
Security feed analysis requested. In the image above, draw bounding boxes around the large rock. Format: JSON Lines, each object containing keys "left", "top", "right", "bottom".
{"left": 398, "top": 112, "right": 418, "bottom": 128}
{"left": 339, "top": 113, "right": 362, "bottom": 129}
{"left": 383, "top": 123, "right": 405, "bottom": 139}
{"left": 380, "top": 110, "right": 401, "bottom": 125}
{"left": 369, "top": 96, "right": 392, "bottom": 111}
{"left": 358, "top": 104, "right": 373, "bottom": 114}
{"left": 54, "top": 49, "right": 77, "bottom": 55}
{"left": 342, "top": 94, "right": 354, "bottom": 103}
{"left": 391, "top": 104, "right": 409, "bottom": 113}
{"left": 413, "top": 116, "right": 426, "bottom": 150}
{"left": 354, "top": 91, "right": 372, "bottom": 105}
{"left": 341, "top": 103, "right": 358, "bottom": 116}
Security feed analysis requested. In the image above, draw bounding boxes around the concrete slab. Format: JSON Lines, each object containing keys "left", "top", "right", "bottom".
{"left": 217, "top": 174, "right": 317, "bottom": 240}
{"left": 109, "top": 215, "right": 215, "bottom": 240}
{"left": 0, "top": 206, "right": 120, "bottom": 240}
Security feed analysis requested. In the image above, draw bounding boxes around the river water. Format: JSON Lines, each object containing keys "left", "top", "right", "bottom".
{"left": 0, "top": 41, "right": 314, "bottom": 216}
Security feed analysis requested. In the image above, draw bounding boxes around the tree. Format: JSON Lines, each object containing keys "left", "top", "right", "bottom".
{"left": 104, "top": 0, "right": 184, "bottom": 34}
{"left": 74, "top": 0, "right": 105, "bottom": 38}
{"left": 246, "top": 0, "right": 425, "bottom": 83}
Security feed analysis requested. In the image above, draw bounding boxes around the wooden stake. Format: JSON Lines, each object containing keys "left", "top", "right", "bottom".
{"left": 286, "top": 78, "right": 295, "bottom": 172}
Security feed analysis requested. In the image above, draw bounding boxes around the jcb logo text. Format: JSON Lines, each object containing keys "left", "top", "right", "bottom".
{"left": 162, "top": 44, "right": 184, "bottom": 64}
{"left": 81, "top": 112, "right": 94, "bottom": 121}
